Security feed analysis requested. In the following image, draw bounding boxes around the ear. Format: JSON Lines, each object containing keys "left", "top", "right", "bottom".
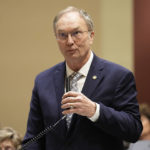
{"left": 89, "top": 31, "right": 94, "bottom": 44}
{"left": 90, "top": 31, "right": 94, "bottom": 38}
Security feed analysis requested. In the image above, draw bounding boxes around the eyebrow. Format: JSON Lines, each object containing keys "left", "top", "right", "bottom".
{"left": 57, "top": 27, "right": 80, "bottom": 32}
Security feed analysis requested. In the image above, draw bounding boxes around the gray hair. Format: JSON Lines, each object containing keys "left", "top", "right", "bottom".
{"left": 0, "top": 127, "right": 22, "bottom": 150}
{"left": 53, "top": 6, "right": 94, "bottom": 33}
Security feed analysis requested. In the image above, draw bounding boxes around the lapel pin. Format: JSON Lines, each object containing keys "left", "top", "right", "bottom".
{"left": 92, "top": 75, "right": 97, "bottom": 80}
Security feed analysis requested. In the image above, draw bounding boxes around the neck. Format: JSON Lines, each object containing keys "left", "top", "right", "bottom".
{"left": 67, "top": 62, "right": 84, "bottom": 72}
{"left": 66, "top": 51, "right": 91, "bottom": 72}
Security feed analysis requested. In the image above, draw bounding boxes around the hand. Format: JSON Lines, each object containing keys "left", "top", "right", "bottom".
{"left": 61, "top": 91, "right": 96, "bottom": 118}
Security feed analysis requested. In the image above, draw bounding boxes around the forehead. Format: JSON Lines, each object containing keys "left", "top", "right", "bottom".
{"left": 56, "top": 12, "right": 88, "bottom": 32}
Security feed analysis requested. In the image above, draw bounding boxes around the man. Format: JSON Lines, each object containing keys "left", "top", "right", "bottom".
{"left": 23, "top": 6, "right": 143, "bottom": 150}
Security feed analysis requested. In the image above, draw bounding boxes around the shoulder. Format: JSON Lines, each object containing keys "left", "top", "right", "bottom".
{"left": 35, "top": 61, "right": 65, "bottom": 81}
{"left": 92, "top": 54, "right": 135, "bottom": 83}
{"left": 93, "top": 54, "right": 132, "bottom": 75}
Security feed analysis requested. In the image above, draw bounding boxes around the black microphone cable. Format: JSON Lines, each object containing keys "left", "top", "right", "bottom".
{"left": 20, "top": 115, "right": 66, "bottom": 150}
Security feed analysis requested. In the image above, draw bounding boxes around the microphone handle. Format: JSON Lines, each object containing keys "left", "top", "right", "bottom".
{"left": 66, "top": 76, "right": 70, "bottom": 92}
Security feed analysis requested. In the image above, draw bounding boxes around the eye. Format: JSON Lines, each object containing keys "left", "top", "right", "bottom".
{"left": 58, "top": 33, "right": 67, "bottom": 39}
{"left": 72, "top": 31, "right": 81, "bottom": 36}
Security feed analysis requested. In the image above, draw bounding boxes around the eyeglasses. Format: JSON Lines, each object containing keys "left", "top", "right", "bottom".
{"left": 56, "top": 30, "right": 89, "bottom": 41}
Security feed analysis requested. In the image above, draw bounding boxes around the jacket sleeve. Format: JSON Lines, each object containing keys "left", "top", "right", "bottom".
{"left": 94, "top": 71, "right": 143, "bottom": 142}
{"left": 22, "top": 77, "right": 45, "bottom": 150}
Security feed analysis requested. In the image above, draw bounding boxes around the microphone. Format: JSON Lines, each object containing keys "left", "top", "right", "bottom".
{"left": 66, "top": 76, "right": 70, "bottom": 92}
{"left": 65, "top": 76, "right": 72, "bottom": 111}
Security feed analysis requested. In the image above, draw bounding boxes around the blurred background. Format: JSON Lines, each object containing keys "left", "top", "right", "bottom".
{"left": 0, "top": 0, "right": 150, "bottom": 136}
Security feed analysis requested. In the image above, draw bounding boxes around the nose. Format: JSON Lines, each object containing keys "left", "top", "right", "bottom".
{"left": 66, "top": 34, "right": 74, "bottom": 45}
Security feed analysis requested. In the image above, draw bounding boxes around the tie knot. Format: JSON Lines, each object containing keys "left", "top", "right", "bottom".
{"left": 68, "top": 72, "right": 82, "bottom": 92}
{"left": 69, "top": 72, "right": 82, "bottom": 81}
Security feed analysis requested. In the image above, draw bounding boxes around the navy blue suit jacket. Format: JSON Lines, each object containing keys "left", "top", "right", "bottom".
{"left": 23, "top": 55, "right": 142, "bottom": 150}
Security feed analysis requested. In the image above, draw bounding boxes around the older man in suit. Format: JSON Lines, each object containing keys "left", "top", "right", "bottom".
{"left": 23, "top": 6, "right": 143, "bottom": 150}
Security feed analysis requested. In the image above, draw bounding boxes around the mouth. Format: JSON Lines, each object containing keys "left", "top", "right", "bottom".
{"left": 67, "top": 49, "right": 77, "bottom": 53}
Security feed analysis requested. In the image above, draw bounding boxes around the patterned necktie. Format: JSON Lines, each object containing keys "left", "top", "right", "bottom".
{"left": 66, "top": 72, "right": 82, "bottom": 128}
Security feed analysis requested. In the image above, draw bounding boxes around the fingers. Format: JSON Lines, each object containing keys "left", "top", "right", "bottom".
{"left": 61, "top": 91, "right": 96, "bottom": 117}
{"left": 62, "top": 93, "right": 82, "bottom": 105}
{"left": 62, "top": 91, "right": 79, "bottom": 99}
{"left": 61, "top": 91, "right": 82, "bottom": 115}
{"left": 61, "top": 101, "right": 81, "bottom": 110}
{"left": 61, "top": 92, "right": 81, "bottom": 112}
{"left": 62, "top": 105, "right": 78, "bottom": 115}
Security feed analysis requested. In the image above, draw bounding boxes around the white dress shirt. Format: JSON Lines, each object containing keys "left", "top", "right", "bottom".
{"left": 66, "top": 51, "right": 100, "bottom": 122}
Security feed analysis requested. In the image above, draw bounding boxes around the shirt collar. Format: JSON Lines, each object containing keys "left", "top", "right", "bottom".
{"left": 66, "top": 51, "right": 94, "bottom": 77}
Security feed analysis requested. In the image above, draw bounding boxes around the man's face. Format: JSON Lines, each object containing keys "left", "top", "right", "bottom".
{"left": 55, "top": 12, "right": 94, "bottom": 64}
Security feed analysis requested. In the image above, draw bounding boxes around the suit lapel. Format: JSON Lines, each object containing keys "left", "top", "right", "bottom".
{"left": 53, "top": 62, "right": 68, "bottom": 137}
{"left": 82, "top": 55, "right": 104, "bottom": 100}
{"left": 54, "top": 62, "right": 66, "bottom": 118}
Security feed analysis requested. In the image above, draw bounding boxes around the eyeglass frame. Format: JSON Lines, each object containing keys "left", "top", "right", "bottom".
{"left": 56, "top": 30, "right": 92, "bottom": 42}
